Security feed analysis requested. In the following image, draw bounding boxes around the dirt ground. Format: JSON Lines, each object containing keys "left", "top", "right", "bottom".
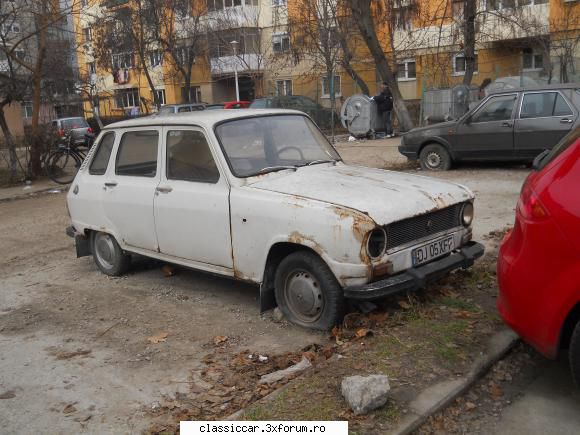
{"left": 0, "top": 137, "right": 529, "bottom": 433}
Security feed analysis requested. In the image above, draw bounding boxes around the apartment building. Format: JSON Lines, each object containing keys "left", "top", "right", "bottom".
{"left": 74, "top": 0, "right": 578, "bottom": 119}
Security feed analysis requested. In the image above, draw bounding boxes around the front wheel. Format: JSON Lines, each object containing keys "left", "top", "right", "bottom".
{"left": 46, "top": 150, "right": 82, "bottom": 184}
{"left": 91, "top": 232, "right": 131, "bottom": 276}
{"left": 419, "top": 143, "right": 452, "bottom": 171}
{"left": 274, "top": 251, "right": 345, "bottom": 330}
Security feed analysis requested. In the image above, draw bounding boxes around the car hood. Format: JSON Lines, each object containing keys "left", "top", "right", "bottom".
{"left": 405, "top": 120, "right": 458, "bottom": 136}
{"left": 248, "top": 164, "right": 473, "bottom": 225}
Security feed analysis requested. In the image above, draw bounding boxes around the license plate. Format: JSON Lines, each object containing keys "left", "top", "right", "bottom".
{"left": 412, "top": 236, "right": 454, "bottom": 266}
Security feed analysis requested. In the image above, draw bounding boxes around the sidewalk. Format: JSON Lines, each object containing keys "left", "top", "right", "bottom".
{"left": 0, "top": 179, "right": 65, "bottom": 202}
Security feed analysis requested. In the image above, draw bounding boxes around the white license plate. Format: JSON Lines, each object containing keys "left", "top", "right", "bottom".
{"left": 412, "top": 236, "right": 454, "bottom": 266}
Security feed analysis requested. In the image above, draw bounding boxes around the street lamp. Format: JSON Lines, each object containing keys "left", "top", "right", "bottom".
{"left": 230, "top": 40, "right": 240, "bottom": 102}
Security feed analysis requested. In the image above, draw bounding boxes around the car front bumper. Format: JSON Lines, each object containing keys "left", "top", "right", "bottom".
{"left": 398, "top": 144, "right": 419, "bottom": 159}
{"left": 344, "top": 241, "right": 484, "bottom": 300}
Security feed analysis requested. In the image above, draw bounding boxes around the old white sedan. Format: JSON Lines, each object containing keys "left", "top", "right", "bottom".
{"left": 66, "top": 109, "right": 484, "bottom": 329}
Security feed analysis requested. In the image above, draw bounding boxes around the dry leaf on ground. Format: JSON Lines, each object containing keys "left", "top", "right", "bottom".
{"left": 398, "top": 300, "right": 412, "bottom": 309}
{"left": 213, "top": 335, "right": 228, "bottom": 346}
{"left": 147, "top": 331, "right": 169, "bottom": 344}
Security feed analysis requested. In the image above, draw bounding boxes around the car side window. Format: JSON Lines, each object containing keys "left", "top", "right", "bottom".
{"left": 520, "top": 92, "right": 557, "bottom": 119}
{"left": 166, "top": 130, "right": 220, "bottom": 183}
{"left": 89, "top": 132, "right": 115, "bottom": 175}
{"left": 471, "top": 94, "right": 516, "bottom": 123}
{"left": 116, "top": 130, "right": 159, "bottom": 177}
{"left": 553, "top": 94, "right": 573, "bottom": 117}
{"left": 177, "top": 106, "right": 191, "bottom": 113}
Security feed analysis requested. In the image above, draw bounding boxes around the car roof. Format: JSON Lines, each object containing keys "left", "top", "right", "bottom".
{"left": 102, "top": 109, "right": 306, "bottom": 130}
{"left": 488, "top": 83, "right": 579, "bottom": 95}
{"left": 53, "top": 117, "right": 86, "bottom": 121}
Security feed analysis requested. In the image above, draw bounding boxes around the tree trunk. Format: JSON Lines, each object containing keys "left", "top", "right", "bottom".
{"left": 348, "top": 0, "right": 414, "bottom": 131}
{"left": 0, "top": 105, "right": 19, "bottom": 181}
{"left": 462, "top": 0, "right": 476, "bottom": 85}
{"left": 29, "top": 20, "right": 47, "bottom": 178}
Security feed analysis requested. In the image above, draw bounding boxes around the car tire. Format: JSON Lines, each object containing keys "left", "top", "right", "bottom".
{"left": 569, "top": 321, "right": 580, "bottom": 387}
{"left": 274, "top": 251, "right": 345, "bottom": 330}
{"left": 419, "top": 144, "right": 452, "bottom": 171}
{"left": 91, "top": 231, "right": 131, "bottom": 276}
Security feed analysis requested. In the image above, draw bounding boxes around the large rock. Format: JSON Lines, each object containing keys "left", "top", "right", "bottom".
{"left": 341, "top": 375, "right": 390, "bottom": 415}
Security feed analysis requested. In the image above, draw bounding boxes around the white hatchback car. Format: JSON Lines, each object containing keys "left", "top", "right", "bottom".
{"left": 66, "top": 109, "right": 484, "bottom": 329}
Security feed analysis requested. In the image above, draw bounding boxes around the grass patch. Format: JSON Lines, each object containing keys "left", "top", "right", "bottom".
{"left": 438, "top": 297, "right": 481, "bottom": 312}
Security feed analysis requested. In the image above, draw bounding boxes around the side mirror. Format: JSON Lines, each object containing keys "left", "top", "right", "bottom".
{"left": 532, "top": 149, "right": 550, "bottom": 170}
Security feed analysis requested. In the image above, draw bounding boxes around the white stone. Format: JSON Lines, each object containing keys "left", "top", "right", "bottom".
{"left": 341, "top": 375, "right": 390, "bottom": 415}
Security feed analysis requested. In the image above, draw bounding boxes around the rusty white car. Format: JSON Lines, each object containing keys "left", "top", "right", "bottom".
{"left": 66, "top": 109, "right": 484, "bottom": 330}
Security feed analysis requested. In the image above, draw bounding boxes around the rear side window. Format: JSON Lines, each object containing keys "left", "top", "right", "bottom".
{"left": 177, "top": 106, "right": 191, "bottom": 113}
{"left": 166, "top": 130, "right": 219, "bottom": 183}
{"left": 116, "top": 130, "right": 159, "bottom": 177}
{"left": 521, "top": 92, "right": 573, "bottom": 118}
{"left": 553, "top": 94, "right": 573, "bottom": 116}
{"left": 89, "top": 132, "right": 115, "bottom": 175}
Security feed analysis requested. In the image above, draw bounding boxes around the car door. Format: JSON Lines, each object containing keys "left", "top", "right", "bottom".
{"left": 153, "top": 127, "right": 233, "bottom": 269}
{"left": 452, "top": 93, "right": 518, "bottom": 160}
{"left": 103, "top": 128, "right": 161, "bottom": 252}
{"left": 514, "top": 91, "right": 577, "bottom": 159}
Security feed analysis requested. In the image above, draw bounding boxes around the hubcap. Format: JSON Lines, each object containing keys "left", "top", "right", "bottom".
{"left": 284, "top": 270, "right": 324, "bottom": 323}
{"left": 95, "top": 233, "right": 116, "bottom": 270}
{"left": 426, "top": 152, "right": 441, "bottom": 168}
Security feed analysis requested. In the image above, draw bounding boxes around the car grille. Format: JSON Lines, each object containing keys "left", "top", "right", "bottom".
{"left": 385, "top": 204, "right": 463, "bottom": 250}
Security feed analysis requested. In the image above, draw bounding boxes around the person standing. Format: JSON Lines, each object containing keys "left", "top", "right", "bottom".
{"left": 372, "top": 82, "right": 394, "bottom": 138}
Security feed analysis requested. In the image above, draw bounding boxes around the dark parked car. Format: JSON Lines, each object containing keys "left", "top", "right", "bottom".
{"left": 250, "top": 95, "right": 335, "bottom": 130}
{"left": 51, "top": 117, "right": 92, "bottom": 146}
{"left": 158, "top": 103, "right": 206, "bottom": 114}
{"left": 399, "top": 84, "right": 580, "bottom": 170}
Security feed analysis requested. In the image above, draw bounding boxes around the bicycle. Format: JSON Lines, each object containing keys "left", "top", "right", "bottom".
{"left": 45, "top": 132, "right": 94, "bottom": 184}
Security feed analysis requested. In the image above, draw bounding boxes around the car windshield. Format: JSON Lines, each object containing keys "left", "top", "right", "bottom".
{"left": 62, "top": 118, "right": 88, "bottom": 129}
{"left": 215, "top": 115, "right": 341, "bottom": 177}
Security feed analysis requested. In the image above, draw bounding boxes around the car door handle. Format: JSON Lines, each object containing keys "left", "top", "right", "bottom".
{"left": 560, "top": 118, "right": 573, "bottom": 124}
{"left": 501, "top": 121, "right": 513, "bottom": 127}
{"left": 104, "top": 181, "right": 117, "bottom": 187}
{"left": 156, "top": 186, "right": 173, "bottom": 194}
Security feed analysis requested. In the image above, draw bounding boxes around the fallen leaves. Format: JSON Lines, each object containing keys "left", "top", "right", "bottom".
{"left": 355, "top": 328, "right": 373, "bottom": 338}
{"left": 54, "top": 349, "right": 92, "bottom": 360}
{"left": 489, "top": 382, "right": 504, "bottom": 400}
{"left": 63, "top": 404, "right": 77, "bottom": 414}
{"left": 161, "top": 264, "right": 176, "bottom": 277}
{"left": 213, "top": 335, "right": 228, "bottom": 346}
{"left": 147, "top": 331, "right": 169, "bottom": 344}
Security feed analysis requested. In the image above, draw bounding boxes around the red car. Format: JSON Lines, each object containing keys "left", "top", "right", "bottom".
{"left": 206, "top": 101, "right": 251, "bottom": 110}
{"left": 497, "top": 128, "right": 580, "bottom": 383}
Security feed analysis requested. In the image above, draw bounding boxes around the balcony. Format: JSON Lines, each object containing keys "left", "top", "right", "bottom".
{"left": 210, "top": 54, "right": 261, "bottom": 75}
{"left": 204, "top": 5, "right": 259, "bottom": 30}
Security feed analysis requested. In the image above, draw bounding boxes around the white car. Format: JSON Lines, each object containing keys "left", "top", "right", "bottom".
{"left": 66, "top": 109, "right": 484, "bottom": 329}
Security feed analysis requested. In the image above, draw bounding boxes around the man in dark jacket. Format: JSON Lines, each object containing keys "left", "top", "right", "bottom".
{"left": 372, "top": 82, "right": 394, "bottom": 137}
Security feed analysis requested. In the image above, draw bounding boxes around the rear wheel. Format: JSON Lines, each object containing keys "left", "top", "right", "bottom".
{"left": 419, "top": 143, "right": 452, "bottom": 171}
{"left": 91, "top": 232, "right": 131, "bottom": 276}
{"left": 274, "top": 251, "right": 345, "bottom": 330}
{"left": 569, "top": 321, "right": 580, "bottom": 387}
{"left": 46, "top": 150, "right": 81, "bottom": 184}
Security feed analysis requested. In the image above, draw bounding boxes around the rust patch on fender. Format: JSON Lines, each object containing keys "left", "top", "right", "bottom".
{"left": 288, "top": 231, "right": 324, "bottom": 255}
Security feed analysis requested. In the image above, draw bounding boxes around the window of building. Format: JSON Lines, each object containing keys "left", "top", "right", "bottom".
{"left": 115, "top": 88, "right": 139, "bottom": 108}
{"left": 472, "top": 94, "right": 516, "bottom": 123}
{"left": 153, "top": 89, "right": 166, "bottom": 105}
{"left": 488, "top": 0, "right": 546, "bottom": 9}
{"left": 87, "top": 61, "right": 96, "bottom": 75}
{"left": 393, "top": 0, "right": 414, "bottom": 30}
{"left": 453, "top": 52, "right": 478, "bottom": 75}
{"left": 272, "top": 0, "right": 287, "bottom": 6}
{"left": 396, "top": 59, "right": 416, "bottom": 80}
{"left": 21, "top": 103, "right": 33, "bottom": 118}
{"left": 522, "top": 48, "right": 543, "bottom": 70}
{"left": 90, "top": 132, "right": 116, "bottom": 175}
{"left": 208, "top": 0, "right": 256, "bottom": 10}
{"left": 276, "top": 79, "right": 292, "bottom": 96}
{"left": 175, "top": 46, "right": 194, "bottom": 65}
{"left": 83, "top": 27, "right": 92, "bottom": 43}
{"left": 182, "top": 86, "right": 202, "bottom": 103}
{"left": 321, "top": 75, "right": 341, "bottom": 97}
{"left": 2, "top": 22, "right": 20, "bottom": 33}
{"left": 273, "top": 33, "right": 290, "bottom": 54}
{"left": 14, "top": 49, "right": 25, "bottom": 60}
{"left": 116, "top": 130, "right": 159, "bottom": 177}
{"left": 112, "top": 52, "right": 134, "bottom": 69}
{"left": 520, "top": 92, "right": 572, "bottom": 119}
{"left": 149, "top": 50, "right": 163, "bottom": 67}
{"left": 166, "top": 130, "right": 220, "bottom": 183}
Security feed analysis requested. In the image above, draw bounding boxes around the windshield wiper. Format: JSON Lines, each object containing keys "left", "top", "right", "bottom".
{"left": 306, "top": 159, "right": 338, "bottom": 166}
{"left": 254, "top": 165, "right": 298, "bottom": 175}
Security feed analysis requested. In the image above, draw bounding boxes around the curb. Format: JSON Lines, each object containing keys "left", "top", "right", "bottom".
{"left": 223, "top": 329, "right": 519, "bottom": 427}
{"left": 0, "top": 185, "right": 67, "bottom": 203}
{"left": 387, "top": 328, "right": 519, "bottom": 435}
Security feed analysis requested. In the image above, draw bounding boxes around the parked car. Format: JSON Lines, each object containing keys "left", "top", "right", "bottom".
{"left": 65, "top": 109, "right": 484, "bottom": 330}
{"left": 497, "top": 128, "right": 580, "bottom": 384}
{"left": 250, "top": 96, "right": 336, "bottom": 130}
{"left": 206, "top": 101, "right": 251, "bottom": 110}
{"left": 51, "top": 117, "right": 92, "bottom": 146}
{"left": 158, "top": 103, "right": 206, "bottom": 114}
{"left": 399, "top": 84, "right": 580, "bottom": 170}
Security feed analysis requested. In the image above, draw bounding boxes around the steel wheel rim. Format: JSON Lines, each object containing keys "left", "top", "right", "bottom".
{"left": 94, "top": 233, "right": 116, "bottom": 270}
{"left": 283, "top": 269, "right": 324, "bottom": 323}
{"left": 426, "top": 151, "right": 441, "bottom": 169}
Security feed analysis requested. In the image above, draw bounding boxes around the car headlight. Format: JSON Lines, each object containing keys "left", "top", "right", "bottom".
{"left": 367, "top": 228, "right": 387, "bottom": 259}
{"left": 461, "top": 202, "right": 474, "bottom": 227}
